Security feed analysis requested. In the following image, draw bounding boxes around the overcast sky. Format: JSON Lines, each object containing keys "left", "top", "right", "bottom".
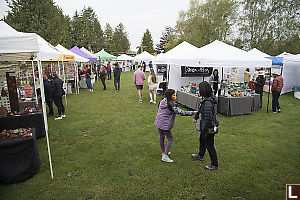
{"left": 0, "top": 0, "right": 190, "bottom": 52}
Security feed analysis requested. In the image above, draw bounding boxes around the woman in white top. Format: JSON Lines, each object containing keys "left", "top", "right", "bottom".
{"left": 148, "top": 69, "right": 158, "bottom": 104}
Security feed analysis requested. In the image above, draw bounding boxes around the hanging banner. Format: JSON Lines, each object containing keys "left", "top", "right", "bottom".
{"left": 59, "top": 54, "right": 75, "bottom": 61}
{"left": 156, "top": 64, "right": 167, "bottom": 74}
{"left": 181, "top": 66, "right": 213, "bottom": 77}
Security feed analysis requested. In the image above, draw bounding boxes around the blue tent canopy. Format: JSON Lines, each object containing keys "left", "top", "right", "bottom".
{"left": 265, "top": 56, "right": 283, "bottom": 66}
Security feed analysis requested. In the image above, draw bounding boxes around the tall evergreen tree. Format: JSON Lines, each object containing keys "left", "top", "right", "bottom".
{"left": 103, "top": 23, "right": 114, "bottom": 52}
{"left": 155, "top": 26, "right": 177, "bottom": 54}
{"left": 112, "top": 23, "right": 130, "bottom": 52}
{"left": 71, "top": 7, "right": 103, "bottom": 52}
{"left": 138, "top": 29, "right": 154, "bottom": 54}
{"left": 5, "top": 0, "right": 72, "bottom": 47}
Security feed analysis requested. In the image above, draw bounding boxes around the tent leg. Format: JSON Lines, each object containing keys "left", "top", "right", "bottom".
{"left": 267, "top": 67, "right": 271, "bottom": 113}
{"left": 37, "top": 60, "right": 54, "bottom": 179}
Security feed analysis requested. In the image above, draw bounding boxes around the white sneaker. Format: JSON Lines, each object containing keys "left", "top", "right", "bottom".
{"left": 153, "top": 101, "right": 156, "bottom": 104}
{"left": 54, "top": 116, "right": 62, "bottom": 120}
{"left": 150, "top": 100, "right": 153, "bottom": 103}
{"left": 62, "top": 114, "right": 66, "bottom": 118}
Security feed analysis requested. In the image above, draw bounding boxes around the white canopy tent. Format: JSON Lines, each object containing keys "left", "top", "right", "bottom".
{"left": 278, "top": 53, "right": 300, "bottom": 94}
{"left": 117, "top": 54, "right": 134, "bottom": 61}
{"left": 133, "top": 51, "right": 155, "bottom": 63}
{"left": 0, "top": 21, "right": 54, "bottom": 179}
{"left": 153, "top": 40, "right": 272, "bottom": 91}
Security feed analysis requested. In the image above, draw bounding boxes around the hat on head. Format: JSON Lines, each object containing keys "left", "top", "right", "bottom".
{"left": 272, "top": 71, "right": 281, "bottom": 75}
{"left": 258, "top": 71, "right": 265, "bottom": 76}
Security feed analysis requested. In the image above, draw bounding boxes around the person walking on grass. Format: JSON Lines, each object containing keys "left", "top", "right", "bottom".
{"left": 155, "top": 89, "right": 197, "bottom": 163}
{"left": 148, "top": 69, "right": 158, "bottom": 104}
{"left": 192, "top": 81, "right": 219, "bottom": 170}
{"left": 99, "top": 65, "right": 107, "bottom": 90}
{"left": 107, "top": 62, "right": 112, "bottom": 80}
{"left": 113, "top": 62, "right": 121, "bottom": 91}
{"left": 133, "top": 65, "right": 146, "bottom": 103}
{"left": 52, "top": 72, "right": 66, "bottom": 120}
{"left": 254, "top": 71, "right": 265, "bottom": 108}
{"left": 271, "top": 71, "right": 283, "bottom": 113}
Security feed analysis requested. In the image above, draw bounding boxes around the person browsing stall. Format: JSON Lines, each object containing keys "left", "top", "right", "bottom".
{"left": 254, "top": 71, "right": 266, "bottom": 108}
{"left": 271, "top": 71, "right": 284, "bottom": 113}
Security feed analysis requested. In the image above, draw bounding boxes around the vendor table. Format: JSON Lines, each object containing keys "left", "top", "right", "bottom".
{"left": 176, "top": 91, "right": 201, "bottom": 110}
{"left": 0, "top": 130, "right": 40, "bottom": 184}
{"left": 0, "top": 113, "right": 45, "bottom": 139}
{"left": 218, "top": 95, "right": 260, "bottom": 116}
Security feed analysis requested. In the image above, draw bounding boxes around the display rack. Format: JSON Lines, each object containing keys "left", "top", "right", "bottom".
{"left": 0, "top": 73, "right": 11, "bottom": 112}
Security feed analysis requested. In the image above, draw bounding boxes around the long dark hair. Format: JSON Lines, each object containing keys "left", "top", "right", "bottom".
{"left": 150, "top": 69, "right": 157, "bottom": 83}
{"left": 199, "top": 81, "right": 212, "bottom": 98}
{"left": 164, "top": 89, "right": 175, "bottom": 111}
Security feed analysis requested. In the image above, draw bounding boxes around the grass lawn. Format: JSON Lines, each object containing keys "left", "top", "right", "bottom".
{"left": 1, "top": 72, "right": 299, "bottom": 200}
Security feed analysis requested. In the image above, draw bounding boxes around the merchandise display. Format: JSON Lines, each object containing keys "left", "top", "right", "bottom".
{"left": 0, "top": 127, "right": 33, "bottom": 140}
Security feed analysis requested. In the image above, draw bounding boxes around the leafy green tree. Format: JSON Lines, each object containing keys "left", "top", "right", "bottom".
{"left": 103, "top": 23, "right": 114, "bottom": 52}
{"left": 112, "top": 23, "right": 130, "bottom": 52}
{"left": 138, "top": 29, "right": 154, "bottom": 54}
{"left": 5, "top": 0, "right": 72, "bottom": 47}
{"left": 176, "top": 0, "right": 237, "bottom": 48}
{"left": 238, "top": 0, "right": 300, "bottom": 55}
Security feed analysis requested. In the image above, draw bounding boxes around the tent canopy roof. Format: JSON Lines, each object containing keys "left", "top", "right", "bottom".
{"left": 134, "top": 51, "right": 155, "bottom": 62}
{"left": 117, "top": 54, "right": 134, "bottom": 61}
{"left": 0, "top": 21, "right": 38, "bottom": 61}
{"left": 80, "top": 47, "right": 97, "bottom": 59}
{"left": 94, "top": 49, "right": 117, "bottom": 60}
{"left": 247, "top": 48, "right": 270, "bottom": 57}
{"left": 56, "top": 44, "right": 89, "bottom": 62}
{"left": 70, "top": 46, "right": 97, "bottom": 62}
{"left": 156, "top": 40, "right": 272, "bottom": 68}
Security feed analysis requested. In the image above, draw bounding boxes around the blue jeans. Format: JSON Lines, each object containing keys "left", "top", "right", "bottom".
{"left": 272, "top": 91, "right": 281, "bottom": 112}
{"left": 107, "top": 71, "right": 111, "bottom": 80}
{"left": 86, "top": 77, "right": 93, "bottom": 90}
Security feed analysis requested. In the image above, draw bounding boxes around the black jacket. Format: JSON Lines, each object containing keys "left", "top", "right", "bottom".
{"left": 114, "top": 66, "right": 121, "bottom": 79}
{"left": 194, "top": 96, "right": 219, "bottom": 131}
{"left": 52, "top": 77, "right": 64, "bottom": 97}
{"left": 254, "top": 77, "right": 265, "bottom": 93}
{"left": 44, "top": 79, "right": 53, "bottom": 99}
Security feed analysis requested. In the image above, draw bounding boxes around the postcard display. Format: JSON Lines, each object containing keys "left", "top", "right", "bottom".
{"left": 0, "top": 64, "right": 40, "bottom": 117}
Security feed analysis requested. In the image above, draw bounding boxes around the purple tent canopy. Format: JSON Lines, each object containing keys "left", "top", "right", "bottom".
{"left": 69, "top": 46, "right": 97, "bottom": 62}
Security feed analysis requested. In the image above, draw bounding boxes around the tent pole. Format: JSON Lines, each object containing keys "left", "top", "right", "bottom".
{"left": 267, "top": 67, "right": 271, "bottom": 113}
{"left": 31, "top": 60, "right": 38, "bottom": 104}
{"left": 37, "top": 59, "right": 54, "bottom": 179}
{"left": 62, "top": 60, "right": 67, "bottom": 106}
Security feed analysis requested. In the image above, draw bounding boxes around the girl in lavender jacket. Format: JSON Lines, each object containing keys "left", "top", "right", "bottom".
{"left": 154, "top": 89, "right": 197, "bottom": 163}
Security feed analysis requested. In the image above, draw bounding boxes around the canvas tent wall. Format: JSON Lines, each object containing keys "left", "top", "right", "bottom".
{"left": 0, "top": 21, "right": 54, "bottom": 179}
{"left": 279, "top": 53, "right": 300, "bottom": 94}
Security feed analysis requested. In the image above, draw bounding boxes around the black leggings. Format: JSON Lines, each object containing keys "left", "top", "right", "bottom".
{"left": 199, "top": 130, "right": 218, "bottom": 167}
{"left": 53, "top": 96, "right": 65, "bottom": 116}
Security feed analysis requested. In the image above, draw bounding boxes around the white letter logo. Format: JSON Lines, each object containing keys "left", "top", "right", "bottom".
{"left": 289, "top": 186, "right": 298, "bottom": 199}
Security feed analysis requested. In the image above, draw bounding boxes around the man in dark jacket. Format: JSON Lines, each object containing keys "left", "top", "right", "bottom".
{"left": 254, "top": 71, "right": 266, "bottom": 108}
{"left": 52, "top": 73, "right": 65, "bottom": 120}
{"left": 43, "top": 76, "right": 54, "bottom": 116}
{"left": 113, "top": 62, "right": 121, "bottom": 91}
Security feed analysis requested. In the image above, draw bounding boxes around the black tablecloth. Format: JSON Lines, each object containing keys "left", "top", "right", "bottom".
{"left": 0, "top": 130, "right": 40, "bottom": 184}
{"left": 218, "top": 96, "right": 253, "bottom": 116}
{"left": 0, "top": 113, "right": 45, "bottom": 139}
{"left": 176, "top": 91, "right": 201, "bottom": 110}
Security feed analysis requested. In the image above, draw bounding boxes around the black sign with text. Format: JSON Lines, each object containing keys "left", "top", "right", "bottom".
{"left": 181, "top": 66, "right": 213, "bottom": 77}
{"left": 156, "top": 64, "right": 168, "bottom": 74}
